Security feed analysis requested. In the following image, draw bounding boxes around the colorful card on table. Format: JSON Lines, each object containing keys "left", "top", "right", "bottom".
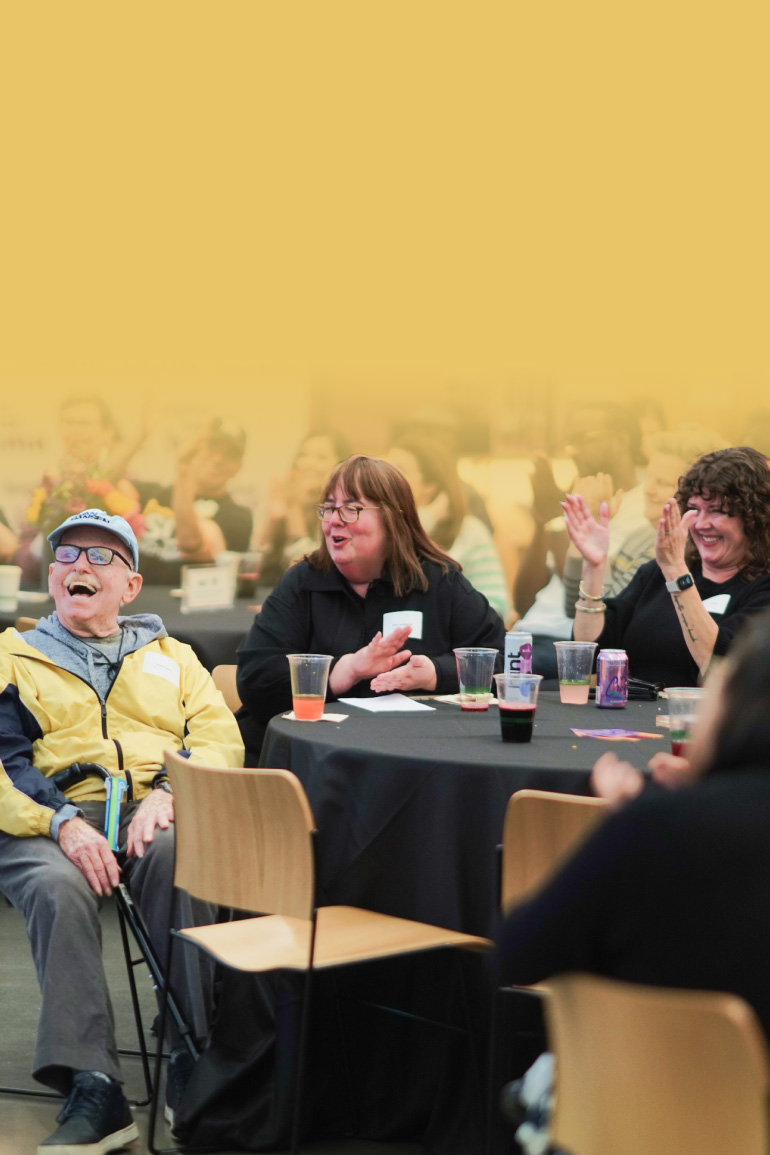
{"left": 570, "top": 728, "right": 663, "bottom": 742}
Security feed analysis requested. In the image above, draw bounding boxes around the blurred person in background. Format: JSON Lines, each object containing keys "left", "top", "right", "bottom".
{"left": 562, "top": 426, "right": 729, "bottom": 617}
{"left": 16, "top": 395, "right": 149, "bottom": 586}
{"left": 134, "top": 418, "right": 252, "bottom": 585}
{"left": 567, "top": 446, "right": 770, "bottom": 685}
{"left": 386, "top": 434, "right": 511, "bottom": 620}
{"left": 0, "top": 510, "right": 18, "bottom": 562}
{"left": 257, "top": 429, "right": 351, "bottom": 585}
{"left": 236, "top": 454, "right": 505, "bottom": 762}
{"left": 628, "top": 395, "right": 667, "bottom": 462}
{"left": 394, "top": 405, "right": 495, "bottom": 532}
{"left": 512, "top": 403, "right": 648, "bottom": 677}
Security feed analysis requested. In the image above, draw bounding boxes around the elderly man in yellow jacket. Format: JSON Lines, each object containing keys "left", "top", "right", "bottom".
{"left": 0, "top": 508, "right": 244, "bottom": 1155}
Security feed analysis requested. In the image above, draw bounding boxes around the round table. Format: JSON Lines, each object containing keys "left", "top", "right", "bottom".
{"left": 254, "top": 693, "right": 665, "bottom": 1152}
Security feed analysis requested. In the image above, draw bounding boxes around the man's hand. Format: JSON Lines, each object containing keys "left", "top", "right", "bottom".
{"left": 58, "top": 817, "right": 121, "bottom": 897}
{"left": 125, "top": 790, "right": 175, "bottom": 859}
{"left": 370, "top": 654, "right": 438, "bottom": 694}
{"left": 571, "top": 472, "right": 622, "bottom": 521}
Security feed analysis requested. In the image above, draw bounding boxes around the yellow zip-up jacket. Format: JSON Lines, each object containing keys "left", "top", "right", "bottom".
{"left": 0, "top": 628, "right": 244, "bottom": 838}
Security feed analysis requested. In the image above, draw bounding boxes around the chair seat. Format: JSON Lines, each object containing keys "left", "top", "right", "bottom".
{"left": 177, "top": 904, "right": 492, "bottom": 972}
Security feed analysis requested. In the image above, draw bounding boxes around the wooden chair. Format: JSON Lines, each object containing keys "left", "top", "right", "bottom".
{"left": 545, "top": 972, "right": 770, "bottom": 1155}
{"left": 14, "top": 616, "right": 39, "bottom": 633}
{"left": 487, "top": 789, "right": 608, "bottom": 1153}
{"left": 212, "top": 663, "right": 241, "bottom": 713}
{"left": 501, "top": 788, "right": 608, "bottom": 913}
{"left": 149, "top": 749, "right": 493, "bottom": 1153}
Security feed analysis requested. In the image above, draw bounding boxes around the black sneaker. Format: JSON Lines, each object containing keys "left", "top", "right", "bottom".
{"left": 38, "top": 1071, "right": 138, "bottom": 1154}
{"left": 164, "top": 1045, "right": 196, "bottom": 1128}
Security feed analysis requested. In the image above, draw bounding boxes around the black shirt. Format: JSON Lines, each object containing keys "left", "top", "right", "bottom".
{"left": 236, "top": 557, "right": 506, "bottom": 759}
{"left": 497, "top": 770, "right": 770, "bottom": 1044}
{"left": 134, "top": 482, "right": 253, "bottom": 585}
{"left": 595, "top": 559, "right": 770, "bottom": 685}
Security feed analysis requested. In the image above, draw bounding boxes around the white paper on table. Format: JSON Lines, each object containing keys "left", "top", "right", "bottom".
{"left": 337, "top": 693, "right": 435, "bottom": 713}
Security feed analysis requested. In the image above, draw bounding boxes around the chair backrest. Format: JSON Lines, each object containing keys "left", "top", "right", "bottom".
{"left": 14, "top": 616, "right": 39, "bottom": 633}
{"left": 212, "top": 664, "right": 242, "bottom": 713}
{"left": 164, "top": 748, "right": 316, "bottom": 920}
{"left": 501, "top": 789, "right": 607, "bottom": 913}
{"left": 546, "top": 972, "right": 770, "bottom": 1155}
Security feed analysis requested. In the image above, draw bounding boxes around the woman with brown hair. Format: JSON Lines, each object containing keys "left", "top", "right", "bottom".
{"left": 565, "top": 446, "right": 770, "bottom": 685}
{"left": 236, "top": 454, "right": 505, "bottom": 760}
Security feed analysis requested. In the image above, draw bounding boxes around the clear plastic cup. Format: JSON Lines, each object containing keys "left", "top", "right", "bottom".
{"left": 453, "top": 647, "right": 499, "bottom": 711}
{"left": 0, "top": 565, "right": 21, "bottom": 612}
{"left": 494, "top": 673, "right": 543, "bottom": 743}
{"left": 554, "top": 641, "right": 597, "bottom": 705}
{"left": 286, "top": 654, "right": 333, "bottom": 721}
{"left": 667, "top": 687, "right": 704, "bottom": 757}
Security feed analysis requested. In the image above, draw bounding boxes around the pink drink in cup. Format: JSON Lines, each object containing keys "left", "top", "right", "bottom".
{"left": 287, "top": 654, "right": 333, "bottom": 721}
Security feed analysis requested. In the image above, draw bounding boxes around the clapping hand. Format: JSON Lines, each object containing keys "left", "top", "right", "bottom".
{"left": 351, "top": 626, "right": 413, "bottom": 682}
{"left": 530, "top": 453, "right": 565, "bottom": 525}
{"left": 571, "top": 472, "right": 623, "bottom": 520}
{"left": 370, "top": 654, "right": 437, "bottom": 693}
{"left": 655, "top": 500, "right": 696, "bottom": 577}
{"left": 561, "top": 493, "right": 611, "bottom": 567}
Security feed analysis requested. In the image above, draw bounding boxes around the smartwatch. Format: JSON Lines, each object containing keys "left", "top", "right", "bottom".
{"left": 665, "top": 573, "right": 694, "bottom": 594}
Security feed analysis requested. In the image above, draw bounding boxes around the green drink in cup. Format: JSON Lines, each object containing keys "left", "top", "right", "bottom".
{"left": 667, "top": 687, "right": 703, "bottom": 757}
{"left": 453, "top": 647, "right": 499, "bottom": 711}
{"left": 554, "top": 641, "right": 597, "bottom": 705}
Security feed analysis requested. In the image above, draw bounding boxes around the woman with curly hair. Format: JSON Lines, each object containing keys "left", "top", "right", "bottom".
{"left": 564, "top": 446, "right": 770, "bottom": 685}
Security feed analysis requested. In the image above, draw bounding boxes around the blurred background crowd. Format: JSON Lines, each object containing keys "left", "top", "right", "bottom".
{"left": 1, "top": 379, "right": 769, "bottom": 626}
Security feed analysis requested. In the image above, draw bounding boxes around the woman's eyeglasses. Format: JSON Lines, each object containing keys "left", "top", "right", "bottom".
{"left": 315, "top": 503, "right": 378, "bottom": 524}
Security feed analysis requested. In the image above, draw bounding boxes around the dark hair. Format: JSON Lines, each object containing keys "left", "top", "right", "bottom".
{"left": 705, "top": 612, "right": 770, "bottom": 774}
{"left": 676, "top": 447, "right": 770, "bottom": 582}
{"left": 307, "top": 454, "right": 457, "bottom": 596}
{"left": 390, "top": 434, "right": 468, "bottom": 549}
{"left": 59, "top": 395, "right": 117, "bottom": 437}
{"left": 296, "top": 428, "right": 352, "bottom": 467}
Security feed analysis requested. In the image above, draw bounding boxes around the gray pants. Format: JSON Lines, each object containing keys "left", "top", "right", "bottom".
{"left": 0, "top": 802, "right": 214, "bottom": 1094}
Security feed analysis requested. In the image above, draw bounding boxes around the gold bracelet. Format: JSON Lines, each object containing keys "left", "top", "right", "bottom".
{"left": 578, "top": 582, "right": 607, "bottom": 602}
{"left": 575, "top": 601, "right": 606, "bottom": 613}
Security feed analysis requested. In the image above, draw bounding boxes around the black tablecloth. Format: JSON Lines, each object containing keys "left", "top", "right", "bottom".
{"left": 1, "top": 586, "right": 266, "bottom": 671}
{"left": 244, "top": 695, "right": 665, "bottom": 1151}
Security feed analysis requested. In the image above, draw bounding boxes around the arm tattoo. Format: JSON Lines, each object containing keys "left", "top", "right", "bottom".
{"left": 672, "top": 593, "right": 697, "bottom": 642}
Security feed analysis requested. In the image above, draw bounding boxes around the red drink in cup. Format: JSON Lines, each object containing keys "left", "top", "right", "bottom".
{"left": 666, "top": 687, "right": 703, "bottom": 758}
{"left": 494, "top": 673, "right": 543, "bottom": 743}
{"left": 287, "top": 654, "right": 333, "bottom": 722}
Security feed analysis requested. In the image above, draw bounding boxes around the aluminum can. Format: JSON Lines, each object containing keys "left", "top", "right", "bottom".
{"left": 505, "top": 632, "right": 533, "bottom": 675}
{"left": 596, "top": 649, "right": 628, "bottom": 708}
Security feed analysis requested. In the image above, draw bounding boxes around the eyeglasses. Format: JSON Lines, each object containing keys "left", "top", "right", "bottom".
{"left": 315, "top": 503, "right": 378, "bottom": 524}
{"left": 54, "top": 544, "right": 133, "bottom": 570}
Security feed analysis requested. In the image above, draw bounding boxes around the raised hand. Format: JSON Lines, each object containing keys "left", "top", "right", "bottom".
{"left": 655, "top": 500, "right": 695, "bottom": 578}
{"left": 571, "top": 472, "right": 623, "bottom": 520}
{"left": 561, "top": 493, "right": 611, "bottom": 567}
{"left": 530, "top": 453, "right": 565, "bottom": 525}
{"left": 370, "top": 654, "right": 437, "bottom": 693}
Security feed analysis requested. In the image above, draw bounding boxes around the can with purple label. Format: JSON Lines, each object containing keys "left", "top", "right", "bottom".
{"left": 505, "top": 632, "right": 533, "bottom": 675}
{"left": 596, "top": 649, "right": 628, "bottom": 708}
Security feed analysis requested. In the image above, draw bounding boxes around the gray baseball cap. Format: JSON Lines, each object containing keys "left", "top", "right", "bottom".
{"left": 48, "top": 509, "right": 140, "bottom": 570}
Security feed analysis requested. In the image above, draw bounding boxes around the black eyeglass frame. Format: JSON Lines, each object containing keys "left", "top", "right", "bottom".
{"left": 53, "top": 544, "right": 134, "bottom": 571}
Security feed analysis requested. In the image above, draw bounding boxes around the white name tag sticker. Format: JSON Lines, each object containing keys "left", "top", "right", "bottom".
{"left": 382, "top": 610, "right": 423, "bottom": 640}
{"left": 142, "top": 652, "right": 181, "bottom": 687}
{"left": 702, "top": 594, "right": 731, "bottom": 615}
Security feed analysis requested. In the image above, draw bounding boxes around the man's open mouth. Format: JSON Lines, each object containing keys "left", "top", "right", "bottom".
{"left": 66, "top": 580, "right": 99, "bottom": 597}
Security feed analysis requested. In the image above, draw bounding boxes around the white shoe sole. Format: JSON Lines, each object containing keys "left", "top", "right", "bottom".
{"left": 37, "top": 1121, "right": 139, "bottom": 1155}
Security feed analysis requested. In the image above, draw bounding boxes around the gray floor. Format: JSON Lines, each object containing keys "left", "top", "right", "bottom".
{"left": 0, "top": 898, "right": 422, "bottom": 1155}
